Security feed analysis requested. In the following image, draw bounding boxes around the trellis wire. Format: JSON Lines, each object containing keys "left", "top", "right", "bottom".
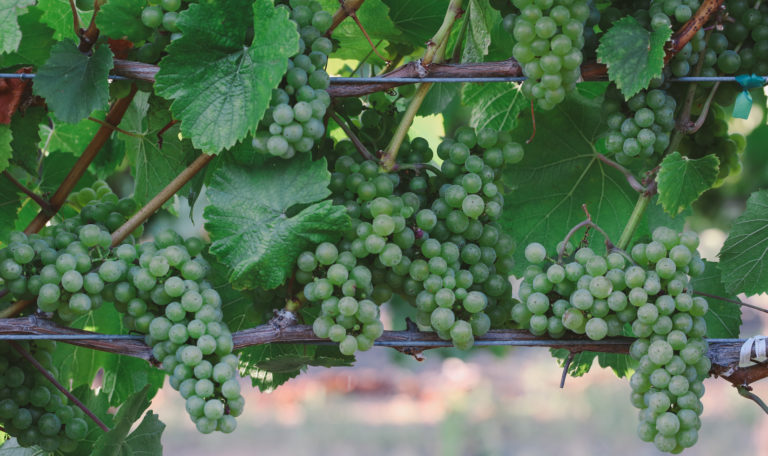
{"left": 0, "top": 334, "right": 144, "bottom": 340}
{"left": 1, "top": 73, "right": 767, "bottom": 84}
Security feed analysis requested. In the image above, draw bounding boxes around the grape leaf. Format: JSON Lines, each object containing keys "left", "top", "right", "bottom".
{"left": 0, "top": 8, "right": 55, "bottom": 67}
{"left": 462, "top": 0, "right": 496, "bottom": 63}
{"left": 418, "top": 83, "right": 460, "bottom": 116}
{"left": 37, "top": 0, "right": 93, "bottom": 41}
{"left": 0, "top": 0, "right": 34, "bottom": 54}
{"left": 32, "top": 40, "right": 113, "bottom": 123}
{"left": 656, "top": 152, "right": 719, "bottom": 216}
{"left": 500, "top": 94, "right": 638, "bottom": 274}
{"left": 0, "top": 178, "right": 22, "bottom": 244}
{"left": 154, "top": 0, "right": 299, "bottom": 153}
{"left": 718, "top": 189, "right": 768, "bottom": 295}
{"left": 38, "top": 112, "right": 102, "bottom": 156}
{"left": 120, "top": 92, "right": 198, "bottom": 205}
{"left": 92, "top": 386, "right": 165, "bottom": 456}
{"left": 0, "top": 125, "right": 11, "bottom": 173}
{"left": 53, "top": 303, "right": 165, "bottom": 406}
{"left": 96, "top": 0, "right": 152, "bottom": 42}
{"left": 240, "top": 344, "right": 353, "bottom": 392}
{"left": 10, "top": 106, "right": 45, "bottom": 175}
{"left": 382, "top": 0, "right": 448, "bottom": 47}
{"left": 38, "top": 150, "right": 96, "bottom": 195}
{"left": 691, "top": 261, "right": 742, "bottom": 338}
{"left": 318, "top": 0, "right": 400, "bottom": 63}
{"left": 596, "top": 16, "right": 672, "bottom": 99}
{"left": 461, "top": 82, "right": 527, "bottom": 131}
{"left": 551, "top": 349, "right": 632, "bottom": 379}
{"left": 205, "top": 155, "right": 350, "bottom": 290}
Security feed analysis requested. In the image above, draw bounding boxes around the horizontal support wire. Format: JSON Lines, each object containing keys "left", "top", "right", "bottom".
{"left": 1, "top": 73, "right": 766, "bottom": 84}
{"left": 0, "top": 334, "right": 144, "bottom": 341}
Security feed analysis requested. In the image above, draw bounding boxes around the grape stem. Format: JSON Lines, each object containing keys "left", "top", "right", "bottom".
{"left": 2, "top": 171, "right": 53, "bottom": 215}
{"left": 559, "top": 351, "right": 575, "bottom": 389}
{"left": 9, "top": 341, "right": 111, "bottom": 432}
{"left": 692, "top": 291, "right": 768, "bottom": 315}
{"left": 380, "top": 0, "right": 464, "bottom": 171}
{"left": 557, "top": 219, "right": 615, "bottom": 264}
{"left": 736, "top": 385, "right": 768, "bottom": 415}
{"left": 616, "top": 194, "right": 651, "bottom": 251}
{"left": 325, "top": 0, "right": 366, "bottom": 37}
{"left": 328, "top": 110, "right": 376, "bottom": 161}
{"left": 68, "top": 0, "right": 79, "bottom": 38}
{"left": 595, "top": 154, "right": 646, "bottom": 193}
{"left": 24, "top": 86, "right": 137, "bottom": 234}
{"left": 110, "top": 152, "right": 215, "bottom": 247}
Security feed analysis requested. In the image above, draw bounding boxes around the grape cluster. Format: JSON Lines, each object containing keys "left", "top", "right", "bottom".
{"left": 505, "top": 0, "right": 590, "bottom": 110}
{"left": 0, "top": 181, "right": 139, "bottom": 321}
{"left": 517, "top": 227, "right": 710, "bottom": 453}
{"left": 0, "top": 341, "right": 92, "bottom": 453}
{"left": 602, "top": 87, "right": 677, "bottom": 165}
{"left": 117, "top": 230, "right": 244, "bottom": 434}
{"left": 251, "top": 0, "right": 333, "bottom": 159}
{"left": 302, "top": 127, "right": 523, "bottom": 353}
{"left": 141, "top": 0, "right": 186, "bottom": 37}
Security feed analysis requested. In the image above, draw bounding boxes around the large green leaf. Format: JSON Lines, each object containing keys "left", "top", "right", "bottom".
{"left": 0, "top": 178, "right": 22, "bottom": 244}
{"left": 692, "top": 261, "right": 742, "bottom": 338}
{"left": 53, "top": 303, "right": 164, "bottom": 406}
{"left": 38, "top": 150, "right": 96, "bottom": 195}
{"left": 0, "top": 8, "right": 55, "bottom": 67}
{"left": 121, "top": 92, "right": 198, "bottom": 205}
{"left": 461, "top": 82, "right": 526, "bottom": 131}
{"left": 656, "top": 152, "right": 719, "bottom": 216}
{"left": 500, "top": 94, "right": 638, "bottom": 273}
{"left": 154, "top": 0, "right": 299, "bottom": 153}
{"left": 418, "top": 83, "right": 461, "bottom": 116}
{"left": 96, "top": 0, "right": 152, "bottom": 42}
{"left": 0, "top": 0, "right": 34, "bottom": 54}
{"left": 382, "top": 0, "right": 448, "bottom": 47}
{"left": 37, "top": 0, "right": 93, "bottom": 41}
{"left": 32, "top": 40, "right": 113, "bottom": 123}
{"left": 92, "top": 386, "right": 165, "bottom": 456}
{"left": 205, "top": 155, "right": 350, "bottom": 289}
{"left": 596, "top": 16, "right": 671, "bottom": 99}
{"left": 0, "top": 125, "right": 11, "bottom": 174}
{"left": 38, "top": 112, "right": 101, "bottom": 156}
{"left": 718, "top": 189, "right": 768, "bottom": 295}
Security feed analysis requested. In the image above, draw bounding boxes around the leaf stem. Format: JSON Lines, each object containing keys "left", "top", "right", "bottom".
{"left": 24, "top": 86, "right": 137, "bottom": 235}
{"left": 616, "top": 193, "right": 652, "bottom": 250}
{"left": 328, "top": 110, "right": 375, "bottom": 161}
{"left": 380, "top": 0, "right": 464, "bottom": 171}
{"left": 737, "top": 385, "right": 768, "bottom": 414}
{"left": 326, "top": 0, "right": 366, "bottom": 36}
{"left": 110, "top": 152, "right": 214, "bottom": 246}
{"left": 9, "top": 341, "right": 110, "bottom": 432}
{"left": 693, "top": 291, "right": 768, "bottom": 315}
{"left": 596, "top": 154, "right": 645, "bottom": 193}
{"left": 2, "top": 171, "right": 53, "bottom": 214}
{"left": 87, "top": 116, "right": 142, "bottom": 138}
{"left": 557, "top": 219, "right": 615, "bottom": 263}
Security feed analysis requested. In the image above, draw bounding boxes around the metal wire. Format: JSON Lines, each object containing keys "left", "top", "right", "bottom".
{"left": 0, "top": 73, "right": 766, "bottom": 84}
{"left": 0, "top": 334, "right": 144, "bottom": 341}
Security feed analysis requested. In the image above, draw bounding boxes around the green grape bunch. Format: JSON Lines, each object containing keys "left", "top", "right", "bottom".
{"left": 250, "top": 0, "right": 333, "bottom": 159}
{"left": 505, "top": 0, "right": 591, "bottom": 110}
{"left": 301, "top": 127, "right": 524, "bottom": 354}
{"left": 517, "top": 227, "right": 711, "bottom": 453}
{"left": 0, "top": 341, "right": 94, "bottom": 453}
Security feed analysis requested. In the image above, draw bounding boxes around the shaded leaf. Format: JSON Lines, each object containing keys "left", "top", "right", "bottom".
{"left": 719, "top": 190, "right": 768, "bottom": 295}
{"left": 656, "top": 152, "right": 719, "bottom": 216}
{"left": 154, "top": 0, "right": 299, "bottom": 153}
{"left": 691, "top": 261, "right": 742, "bottom": 338}
{"left": 240, "top": 344, "right": 353, "bottom": 392}
{"left": 205, "top": 155, "right": 350, "bottom": 290}
{"left": 0, "top": 8, "right": 55, "bottom": 67}
{"left": 10, "top": 106, "right": 45, "bottom": 175}
{"left": 96, "top": 0, "right": 152, "bottom": 42}
{"left": 418, "top": 83, "right": 460, "bottom": 116}
{"left": 382, "top": 0, "right": 448, "bottom": 47}
{"left": 0, "top": 178, "right": 23, "bottom": 244}
{"left": 92, "top": 386, "right": 164, "bottom": 456}
{"left": 0, "top": 125, "right": 11, "bottom": 173}
{"left": 596, "top": 17, "right": 671, "bottom": 99}
{"left": 32, "top": 40, "right": 113, "bottom": 123}
{"left": 462, "top": 0, "right": 496, "bottom": 63}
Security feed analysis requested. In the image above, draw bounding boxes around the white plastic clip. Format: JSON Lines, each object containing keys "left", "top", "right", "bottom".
{"left": 739, "top": 336, "right": 767, "bottom": 367}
